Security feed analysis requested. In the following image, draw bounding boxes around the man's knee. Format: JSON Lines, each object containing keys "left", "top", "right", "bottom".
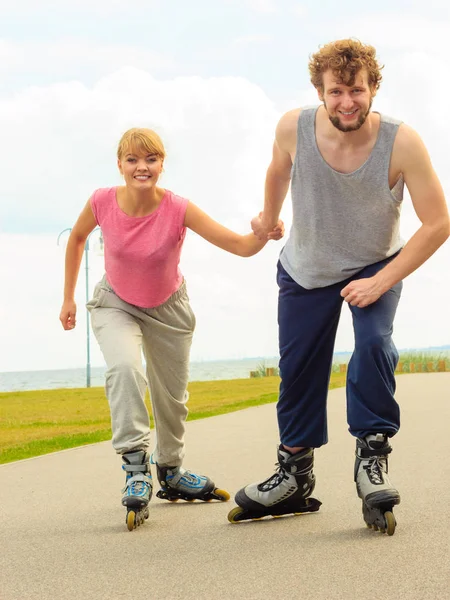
{"left": 356, "top": 332, "right": 395, "bottom": 354}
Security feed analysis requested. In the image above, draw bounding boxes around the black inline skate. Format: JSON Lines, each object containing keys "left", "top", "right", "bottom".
{"left": 156, "top": 463, "right": 230, "bottom": 503}
{"left": 354, "top": 434, "right": 400, "bottom": 536}
{"left": 121, "top": 450, "right": 153, "bottom": 531}
{"left": 228, "top": 446, "right": 322, "bottom": 523}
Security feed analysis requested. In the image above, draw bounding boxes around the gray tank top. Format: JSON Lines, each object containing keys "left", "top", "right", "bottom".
{"left": 280, "top": 106, "right": 404, "bottom": 289}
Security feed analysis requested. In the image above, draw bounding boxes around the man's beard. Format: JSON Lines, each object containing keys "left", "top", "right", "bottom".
{"left": 325, "top": 98, "right": 373, "bottom": 132}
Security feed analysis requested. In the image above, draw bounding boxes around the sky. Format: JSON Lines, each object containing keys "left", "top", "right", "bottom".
{"left": 1, "top": 0, "right": 449, "bottom": 372}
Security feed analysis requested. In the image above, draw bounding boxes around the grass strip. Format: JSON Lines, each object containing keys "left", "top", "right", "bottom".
{"left": 0, "top": 370, "right": 344, "bottom": 464}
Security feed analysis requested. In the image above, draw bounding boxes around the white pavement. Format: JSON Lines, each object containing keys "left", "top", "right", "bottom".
{"left": 1, "top": 373, "right": 449, "bottom": 600}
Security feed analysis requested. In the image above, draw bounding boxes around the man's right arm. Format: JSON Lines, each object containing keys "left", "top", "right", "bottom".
{"left": 253, "top": 109, "right": 299, "bottom": 238}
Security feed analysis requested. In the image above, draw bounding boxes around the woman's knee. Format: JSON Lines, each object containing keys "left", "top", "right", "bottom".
{"left": 106, "top": 361, "right": 146, "bottom": 381}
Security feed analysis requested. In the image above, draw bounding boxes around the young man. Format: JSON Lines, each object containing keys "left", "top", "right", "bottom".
{"left": 228, "top": 39, "right": 449, "bottom": 534}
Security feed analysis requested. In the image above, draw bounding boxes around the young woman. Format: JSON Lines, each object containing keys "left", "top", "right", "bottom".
{"left": 59, "top": 127, "right": 283, "bottom": 530}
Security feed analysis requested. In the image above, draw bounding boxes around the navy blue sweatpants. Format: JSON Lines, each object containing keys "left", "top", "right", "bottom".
{"left": 277, "top": 256, "right": 402, "bottom": 449}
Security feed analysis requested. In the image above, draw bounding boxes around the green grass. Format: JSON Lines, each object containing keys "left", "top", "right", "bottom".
{"left": 331, "top": 352, "right": 449, "bottom": 374}
{"left": 2, "top": 353, "right": 446, "bottom": 466}
{"left": 0, "top": 372, "right": 347, "bottom": 465}
{"left": 395, "top": 351, "right": 449, "bottom": 373}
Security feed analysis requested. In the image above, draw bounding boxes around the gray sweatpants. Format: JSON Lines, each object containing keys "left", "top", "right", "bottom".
{"left": 86, "top": 275, "right": 195, "bottom": 467}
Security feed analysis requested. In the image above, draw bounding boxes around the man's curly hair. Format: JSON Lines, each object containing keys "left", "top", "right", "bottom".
{"left": 308, "top": 39, "right": 383, "bottom": 91}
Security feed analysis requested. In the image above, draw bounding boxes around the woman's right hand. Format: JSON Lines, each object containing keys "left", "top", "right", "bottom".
{"left": 60, "top": 300, "right": 77, "bottom": 330}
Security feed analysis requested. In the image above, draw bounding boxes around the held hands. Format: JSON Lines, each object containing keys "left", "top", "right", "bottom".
{"left": 340, "top": 277, "right": 383, "bottom": 308}
{"left": 251, "top": 212, "right": 285, "bottom": 241}
{"left": 60, "top": 300, "right": 77, "bottom": 330}
{"left": 268, "top": 220, "right": 285, "bottom": 240}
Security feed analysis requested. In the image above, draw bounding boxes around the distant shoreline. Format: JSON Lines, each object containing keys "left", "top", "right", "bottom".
{"left": 2, "top": 355, "right": 282, "bottom": 377}
{"left": 2, "top": 346, "right": 449, "bottom": 377}
{"left": 0, "top": 348, "right": 449, "bottom": 393}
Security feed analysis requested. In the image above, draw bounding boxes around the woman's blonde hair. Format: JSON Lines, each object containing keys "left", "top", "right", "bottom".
{"left": 117, "top": 128, "right": 166, "bottom": 161}
{"left": 308, "top": 39, "right": 383, "bottom": 91}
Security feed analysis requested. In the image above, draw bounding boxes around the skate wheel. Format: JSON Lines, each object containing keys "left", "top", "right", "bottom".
{"left": 126, "top": 511, "right": 136, "bottom": 531}
{"left": 373, "top": 524, "right": 379, "bottom": 532}
{"left": 227, "top": 506, "right": 245, "bottom": 524}
{"left": 384, "top": 511, "right": 396, "bottom": 536}
{"left": 185, "top": 498, "right": 195, "bottom": 502}
{"left": 214, "top": 488, "right": 231, "bottom": 502}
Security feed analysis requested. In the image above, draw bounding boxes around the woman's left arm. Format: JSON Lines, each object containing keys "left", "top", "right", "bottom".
{"left": 184, "top": 201, "right": 283, "bottom": 257}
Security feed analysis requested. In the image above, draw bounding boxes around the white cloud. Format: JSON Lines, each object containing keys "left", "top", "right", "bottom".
{"left": 232, "top": 34, "right": 273, "bottom": 46}
{"left": 292, "top": 4, "right": 309, "bottom": 18}
{"left": 319, "top": 14, "right": 450, "bottom": 52}
{"left": 278, "top": 87, "right": 318, "bottom": 114}
{"left": 245, "top": 0, "right": 277, "bottom": 13}
{"left": 0, "top": 0, "right": 161, "bottom": 15}
{"left": 0, "top": 38, "right": 175, "bottom": 77}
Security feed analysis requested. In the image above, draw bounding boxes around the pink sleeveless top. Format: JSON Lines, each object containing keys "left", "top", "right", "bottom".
{"left": 90, "top": 187, "right": 188, "bottom": 308}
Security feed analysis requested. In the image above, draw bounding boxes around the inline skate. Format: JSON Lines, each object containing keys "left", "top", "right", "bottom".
{"left": 355, "top": 433, "right": 400, "bottom": 536}
{"left": 121, "top": 450, "right": 153, "bottom": 531}
{"left": 156, "top": 463, "right": 230, "bottom": 502}
{"left": 228, "top": 446, "right": 322, "bottom": 523}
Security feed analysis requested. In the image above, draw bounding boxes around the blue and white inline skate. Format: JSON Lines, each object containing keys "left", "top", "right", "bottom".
{"left": 156, "top": 463, "right": 230, "bottom": 503}
{"left": 355, "top": 434, "right": 400, "bottom": 536}
{"left": 228, "top": 446, "right": 322, "bottom": 523}
{"left": 121, "top": 450, "right": 153, "bottom": 531}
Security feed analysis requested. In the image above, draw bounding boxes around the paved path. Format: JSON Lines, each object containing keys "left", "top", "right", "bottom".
{"left": 1, "top": 373, "right": 449, "bottom": 600}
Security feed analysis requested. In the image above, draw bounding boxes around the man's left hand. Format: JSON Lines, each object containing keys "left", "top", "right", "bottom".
{"left": 340, "top": 277, "right": 383, "bottom": 308}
